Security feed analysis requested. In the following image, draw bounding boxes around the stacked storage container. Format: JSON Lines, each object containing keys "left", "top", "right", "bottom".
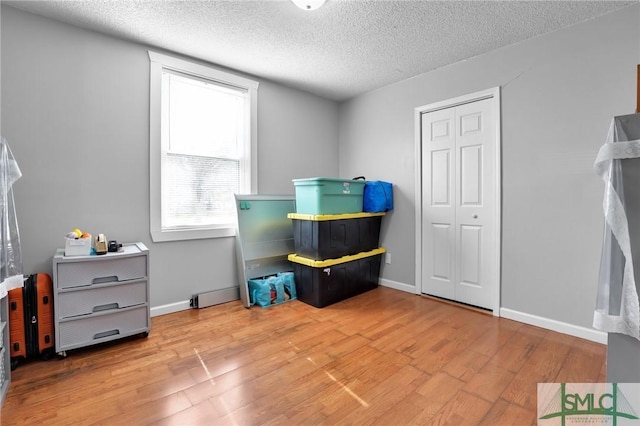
{"left": 289, "top": 178, "right": 386, "bottom": 308}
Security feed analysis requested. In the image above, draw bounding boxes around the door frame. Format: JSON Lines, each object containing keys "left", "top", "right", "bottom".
{"left": 414, "top": 87, "right": 502, "bottom": 316}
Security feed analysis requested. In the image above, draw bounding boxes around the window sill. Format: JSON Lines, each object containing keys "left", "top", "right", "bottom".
{"left": 150, "top": 226, "right": 236, "bottom": 242}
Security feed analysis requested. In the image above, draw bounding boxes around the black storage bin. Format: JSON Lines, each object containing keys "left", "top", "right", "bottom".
{"left": 288, "top": 248, "right": 385, "bottom": 308}
{"left": 288, "top": 212, "right": 384, "bottom": 260}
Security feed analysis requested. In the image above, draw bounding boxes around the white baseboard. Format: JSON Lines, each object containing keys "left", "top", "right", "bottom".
{"left": 379, "top": 278, "right": 607, "bottom": 344}
{"left": 150, "top": 282, "right": 607, "bottom": 345}
{"left": 151, "top": 282, "right": 414, "bottom": 317}
{"left": 500, "top": 307, "right": 607, "bottom": 344}
{"left": 379, "top": 278, "right": 417, "bottom": 294}
{"left": 150, "top": 300, "right": 191, "bottom": 317}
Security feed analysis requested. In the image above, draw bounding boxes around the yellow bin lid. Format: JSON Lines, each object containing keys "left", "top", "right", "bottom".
{"left": 288, "top": 247, "right": 386, "bottom": 267}
{"left": 287, "top": 212, "right": 385, "bottom": 221}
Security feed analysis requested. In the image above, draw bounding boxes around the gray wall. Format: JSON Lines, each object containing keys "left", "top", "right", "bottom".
{"left": 339, "top": 4, "right": 640, "bottom": 328}
{"left": 3, "top": 3, "right": 640, "bottom": 332}
{"left": 1, "top": 6, "right": 339, "bottom": 308}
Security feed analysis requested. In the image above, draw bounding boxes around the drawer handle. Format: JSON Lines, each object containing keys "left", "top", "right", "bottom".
{"left": 92, "top": 275, "right": 119, "bottom": 284}
{"left": 93, "top": 329, "right": 120, "bottom": 340}
{"left": 93, "top": 303, "right": 119, "bottom": 312}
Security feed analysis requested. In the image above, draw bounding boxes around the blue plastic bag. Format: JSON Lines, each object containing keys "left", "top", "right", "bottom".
{"left": 363, "top": 181, "right": 393, "bottom": 212}
{"left": 248, "top": 278, "right": 272, "bottom": 307}
{"left": 278, "top": 272, "right": 297, "bottom": 299}
{"left": 248, "top": 273, "right": 297, "bottom": 307}
{"left": 268, "top": 276, "right": 285, "bottom": 304}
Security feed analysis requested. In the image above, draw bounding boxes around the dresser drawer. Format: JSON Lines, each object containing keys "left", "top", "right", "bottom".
{"left": 57, "top": 305, "right": 149, "bottom": 350}
{"left": 57, "top": 280, "right": 148, "bottom": 319}
{"left": 56, "top": 255, "right": 147, "bottom": 289}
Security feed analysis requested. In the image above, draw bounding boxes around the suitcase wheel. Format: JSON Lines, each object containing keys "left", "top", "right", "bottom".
{"left": 10, "top": 358, "right": 21, "bottom": 371}
{"left": 40, "top": 348, "right": 54, "bottom": 361}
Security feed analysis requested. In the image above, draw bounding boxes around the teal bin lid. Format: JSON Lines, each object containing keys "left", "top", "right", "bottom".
{"left": 292, "top": 177, "right": 365, "bottom": 186}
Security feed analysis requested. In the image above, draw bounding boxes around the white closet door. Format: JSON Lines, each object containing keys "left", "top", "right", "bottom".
{"left": 421, "top": 98, "right": 496, "bottom": 310}
{"left": 421, "top": 107, "right": 456, "bottom": 300}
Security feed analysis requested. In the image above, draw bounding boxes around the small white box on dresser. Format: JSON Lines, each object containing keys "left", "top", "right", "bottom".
{"left": 64, "top": 237, "right": 92, "bottom": 256}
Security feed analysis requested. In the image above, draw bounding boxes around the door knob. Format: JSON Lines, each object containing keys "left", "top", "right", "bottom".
{"left": 472, "top": 214, "right": 478, "bottom": 219}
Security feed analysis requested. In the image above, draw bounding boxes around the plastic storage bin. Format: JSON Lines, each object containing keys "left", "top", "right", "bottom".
{"left": 288, "top": 248, "right": 385, "bottom": 308}
{"left": 293, "top": 177, "right": 365, "bottom": 215}
{"left": 288, "top": 212, "right": 384, "bottom": 260}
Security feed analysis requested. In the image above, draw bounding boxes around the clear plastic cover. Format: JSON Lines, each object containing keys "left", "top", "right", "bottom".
{"left": 0, "top": 137, "right": 23, "bottom": 298}
{"left": 594, "top": 115, "right": 640, "bottom": 340}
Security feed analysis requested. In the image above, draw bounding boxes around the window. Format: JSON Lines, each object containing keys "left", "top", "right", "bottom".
{"left": 149, "top": 52, "right": 258, "bottom": 241}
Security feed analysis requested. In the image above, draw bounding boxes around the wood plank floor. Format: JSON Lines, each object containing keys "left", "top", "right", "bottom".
{"left": 1, "top": 286, "right": 606, "bottom": 425}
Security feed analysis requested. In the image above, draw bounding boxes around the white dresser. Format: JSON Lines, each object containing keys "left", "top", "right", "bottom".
{"left": 52, "top": 242, "right": 150, "bottom": 355}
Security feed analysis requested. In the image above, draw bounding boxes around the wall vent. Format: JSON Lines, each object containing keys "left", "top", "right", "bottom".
{"left": 190, "top": 287, "right": 240, "bottom": 309}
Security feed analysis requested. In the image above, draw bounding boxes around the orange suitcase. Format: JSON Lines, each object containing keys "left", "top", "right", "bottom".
{"left": 8, "top": 273, "right": 54, "bottom": 369}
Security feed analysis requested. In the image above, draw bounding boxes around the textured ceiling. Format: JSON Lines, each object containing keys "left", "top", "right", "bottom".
{"left": 5, "top": 0, "right": 637, "bottom": 101}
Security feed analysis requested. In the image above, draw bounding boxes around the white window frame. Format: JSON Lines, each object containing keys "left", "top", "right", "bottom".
{"left": 149, "top": 51, "right": 258, "bottom": 242}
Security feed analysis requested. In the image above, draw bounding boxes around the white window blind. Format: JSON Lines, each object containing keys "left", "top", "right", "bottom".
{"left": 149, "top": 51, "right": 258, "bottom": 242}
{"left": 161, "top": 71, "right": 246, "bottom": 229}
